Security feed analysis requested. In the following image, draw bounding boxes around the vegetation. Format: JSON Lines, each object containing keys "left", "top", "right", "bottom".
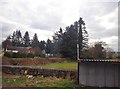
{"left": 2, "top": 17, "right": 89, "bottom": 60}
{"left": 46, "top": 39, "right": 54, "bottom": 54}
{"left": 2, "top": 30, "right": 46, "bottom": 52}
{"left": 81, "top": 41, "right": 107, "bottom": 59}
{"left": 2, "top": 57, "right": 64, "bottom": 65}
{"left": 2, "top": 57, "right": 77, "bottom": 70}
{"left": 32, "top": 33, "right": 39, "bottom": 47}
{"left": 52, "top": 18, "right": 88, "bottom": 59}
{"left": 2, "top": 73, "right": 79, "bottom": 88}
{"left": 3, "top": 73, "right": 118, "bottom": 88}
{"left": 0, "top": 53, "right": 3, "bottom": 58}
{"left": 37, "top": 62, "right": 77, "bottom": 70}
{"left": 2, "top": 17, "right": 117, "bottom": 60}
{"left": 23, "top": 31, "right": 30, "bottom": 47}
{"left": 4, "top": 52, "right": 45, "bottom": 58}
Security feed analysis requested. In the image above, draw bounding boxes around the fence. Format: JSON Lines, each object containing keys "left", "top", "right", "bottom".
{"left": 78, "top": 60, "right": 120, "bottom": 88}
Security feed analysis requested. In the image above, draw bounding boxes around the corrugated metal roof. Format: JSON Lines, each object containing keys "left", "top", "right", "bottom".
{"left": 78, "top": 59, "right": 120, "bottom": 63}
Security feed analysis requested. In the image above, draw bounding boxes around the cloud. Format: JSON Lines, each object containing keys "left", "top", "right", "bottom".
{"left": 95, "top": 7, "right": 118, "bottom": 30}
{"left": 0, "top": 16, "right": 54, "bottom": 41}
{"left": 102, "top": 36, "right": 118, "bottom": 51}
{"left": 0, "top": 0, "right": 118, "bottom": 51}
{"left": 78, "top": 2, "right": 118, "bottom": 51}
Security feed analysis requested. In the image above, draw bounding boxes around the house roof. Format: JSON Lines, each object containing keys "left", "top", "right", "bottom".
{"left": 78, "top": 59, "right": 120, "bottom": 63}
{"left": 7, "top": 46, "right": 31, "bottom": 51}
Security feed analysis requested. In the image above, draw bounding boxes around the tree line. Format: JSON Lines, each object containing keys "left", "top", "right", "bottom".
{"left": 2, "top": 17, "right": 116, "bottom": 59}
{"left": 2, "top": 30, "right": 46, "bottom": 51}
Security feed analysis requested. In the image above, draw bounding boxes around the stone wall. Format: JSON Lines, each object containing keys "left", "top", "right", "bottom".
{"left": 2, "top": 65, "right": 77, "bottom": 81}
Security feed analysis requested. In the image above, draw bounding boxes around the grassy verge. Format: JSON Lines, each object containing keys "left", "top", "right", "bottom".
{"left": 2, "top": 73, "right": 119, "bottom": 89}
{"left": 36, "top": 62, "right": 77, "bottom": 70}
{"left": 2, "top": 73, "right": 79, "bottom": 88}
{"left": 0, "top": 53, "right": 3, "bottom": 58}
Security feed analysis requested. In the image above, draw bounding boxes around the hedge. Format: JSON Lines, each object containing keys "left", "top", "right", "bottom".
{"left": 4, "top": 52, "right": 45, "bottom": 58}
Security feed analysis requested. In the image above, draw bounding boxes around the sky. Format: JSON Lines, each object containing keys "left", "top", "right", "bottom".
{"left": 0, "top": 0, "right": 119, "bottom": 51}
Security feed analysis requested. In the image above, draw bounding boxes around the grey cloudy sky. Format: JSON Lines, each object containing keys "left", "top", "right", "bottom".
{"left": 0, "top": 0, "right": 119, "bottom": 51}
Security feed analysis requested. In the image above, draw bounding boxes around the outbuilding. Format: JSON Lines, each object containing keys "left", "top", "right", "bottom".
{"left": 78, "top": 59, "right": 120, "bottom": 88}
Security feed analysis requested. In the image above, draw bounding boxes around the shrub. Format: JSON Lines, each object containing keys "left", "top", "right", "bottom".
{"left": 4, "top": 52, "right": 13, "bottom": 58}
{"left": 4, "top": 51, "right": 45, "bottom": 58}
{"left": 27, "top": 53, "right": 34, "bottom": 58}
{"left": 39, "top": 54, "right": 45, "bottom": 58}
{"left": 19, "top": 53, "right": 44, "bottom": 58}
{"left": 12, "top": 53, "right": 19, "bottom": 58}
{"left": 19, "top": 53, "right": 27, "bottom": 58}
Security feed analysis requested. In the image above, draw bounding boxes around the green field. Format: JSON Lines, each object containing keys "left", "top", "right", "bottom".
{"left": 2, "top": 73, "right": 79, "bottom": 88}
{"left": 37, "top": 62, "right": 77, "bottom": 70}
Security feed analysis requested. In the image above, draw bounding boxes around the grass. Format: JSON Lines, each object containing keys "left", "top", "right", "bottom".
{"left": 2, "top": 73, "right": 119, "bottom": 89}
{"left": 0, "top": 75, "right": 1, "bottom": 89}
{"left": 2, "top": 73, "right": 79, "bottom": 88}
{"left": 3, "top": 76, "right": 26, "bottom": 86}
{"left": 32, "top": 77, "right": 76, "bottom": 87}
{"left": 0, "top": 53, "right": 3, "bottom": 58}
{"left": 36, "top": 61, "right": 77, "bottom": 70}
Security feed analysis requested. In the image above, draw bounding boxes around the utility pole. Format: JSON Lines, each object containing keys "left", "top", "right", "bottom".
{"left": 77, "top": 17, "right": 85, "bottom": 84}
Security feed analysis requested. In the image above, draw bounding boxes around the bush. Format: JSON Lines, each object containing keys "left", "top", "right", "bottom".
{"left": 12, "top": 53, "right": 19, "bottom": 58}
{"left": 33, "top": 54, "right": 45, "bottom": 58}
{"left": 4, "top": 52, "right": 13, "bottom": 58}
{"left": 18, "top": 53, "right": 26, "bottom": 58}
{"left": 26, "top": 53, "right": 34, "bottom": 58}
{"left": 4, "top": 52, "right": 45, "bottom": 58}
{"left": 4, "top": 52, "right": 23, "bottom": 58}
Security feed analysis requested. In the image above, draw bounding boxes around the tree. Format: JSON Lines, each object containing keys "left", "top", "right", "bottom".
{"left": 81, "top": 46, "right": 94, "bottom": 59}
{"left": 60, "top": 25, "right": 78, "bottom": 58}
{"left": 32, "top": 33, "right": 39, "bottom": 47}
{"left": 11, "top": 30, "right": 22, "bottom": 46}
{"left": 39, "top": 41, "right": 46, "bottom": 50}
{"left": 16, "top": 30, "right": 22, "bottom": 46}
{"left": 105, "top": 47, "right": 113, "bottom": 59}
{"left": 53, "top": 17, "right": 89, "bottom": 59}
{"left": 81, "top": 41, "right": 107, "bottom": 59}
{"left": 52, "top": 27, "right": 63, "bottom": 54}
{"left": 93, "top": 41, "right": 106, "bottom": 59}
{"left": 12, "top": 31, "right": 17, "bottom": 46}
{"left": 17, "top": 30, "right": 22, "bottom": 46}
{"left": 2, "top": 36, "right": 12, "bottom": 51}
{"left": 46, "top": 39, "right": 54, "bottom": 54}
{"left": 23, "top": 31, "right": 30, "bottom": 47}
